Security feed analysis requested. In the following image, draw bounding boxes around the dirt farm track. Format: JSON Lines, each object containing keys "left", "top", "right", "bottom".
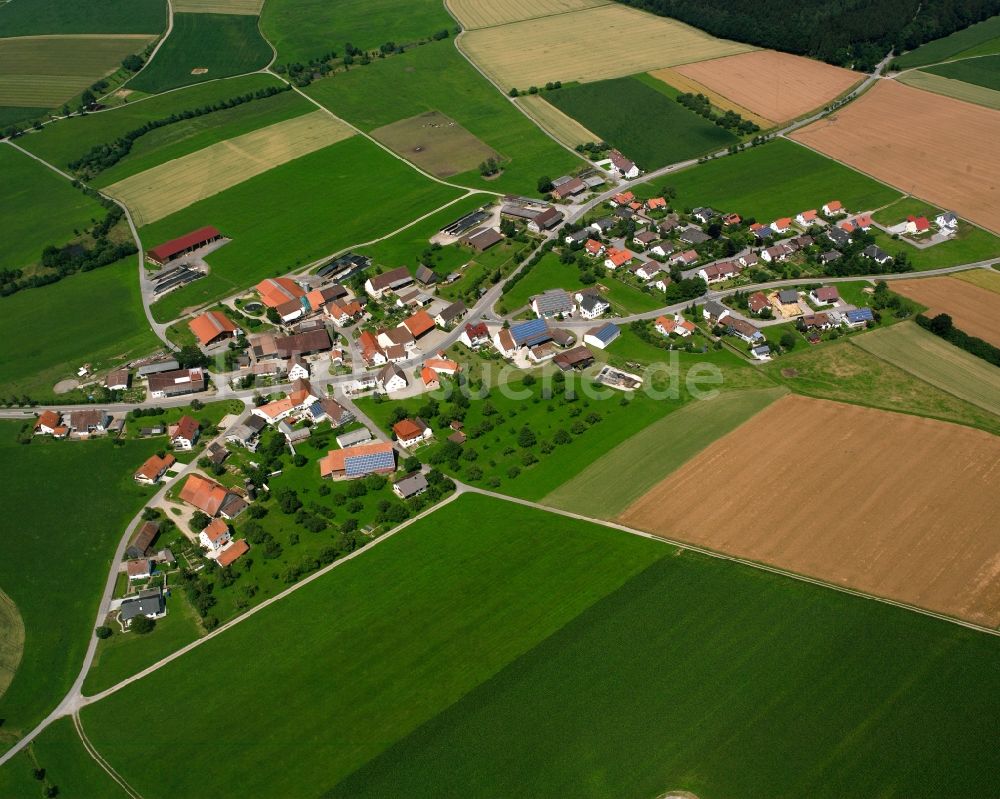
{"left": 620, "top": 395, "right": 1000, "bottom": 626}
{"left": 791, "top": 80, "right": 1000, "bottom": 234}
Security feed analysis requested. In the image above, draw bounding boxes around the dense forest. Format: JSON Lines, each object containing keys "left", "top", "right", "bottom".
{"left": 617, "top": 0, "right": 1000, "bottom": 70}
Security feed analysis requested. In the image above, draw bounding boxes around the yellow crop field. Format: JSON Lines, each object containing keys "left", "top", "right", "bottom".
{"left": 172, "top": 0, "right": 264, "bottom": 14}
{"left": 649, "top": 66, "right": 775, "bottom": 128}
{"left": 0, "top": 34, "right": 154, "bottom": 107}
{"left": 515, "top": 94, "right": 599, "bottom": 147}
{"left": 447, "top": 0, "right": 609, "bottom": 29}
{"left": 955, "top": 267, "right": 1000, "bottom": 294}
{"left": 105, "top": 110, "right": 354, "bottom": 224}
{"left": 460, "top": 4, "right": 753, "bottom": 90}
{"left": 897, "top": 69, "right": 1000, "bottom": 111}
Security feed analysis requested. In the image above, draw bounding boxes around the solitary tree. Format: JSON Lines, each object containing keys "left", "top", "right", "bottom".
{"left": 95, "top": 626, "right": 113, "bottom": 639}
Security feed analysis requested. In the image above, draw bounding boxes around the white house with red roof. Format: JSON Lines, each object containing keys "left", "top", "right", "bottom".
{"left": 199, "top": 518, "right": 231, "bottom": 552}
{"left": 822, "top": 200, "right": 844, "bottom": 216}
{"left": 795, "top": 210, "right": 818, "bottom": 226}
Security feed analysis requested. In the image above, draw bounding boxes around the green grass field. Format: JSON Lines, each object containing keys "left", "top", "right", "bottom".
{"left": 544, "top": 387, "right": 787, "bottom": 516}
{"left": 0, "top": 145, "right": 107, "bottom": 271}
{"left": 0, "top": 256, "right": 160, "bottom": 399}
{"left": 499, "top": 251, "right": 664, "bottom": 314}
{"left": 77, "top": 494, "right": 1000, "bottom": 798}
{"left": 871, "top": 223, "right": 1000, "bottom": 270}
{"left": 852, "top": 321, "right": 1000, "bottom": 416}
{"left": 127, "top": 13, "right": 271, "bottom": 94}
{"left": 763, "top": 336, "right": 1000, "bottom": 433}
{"left": 81, "top": 494, "right": 666, "bottom": 796}
{"left": 924, "top": 53, "right": 1000, "bottom": 89}
{"left": 145, "top": 135, "right": 461, "bottom": 321}
{"left": 0, "top": 423, "right": 161, "bottom": 749}
{"left": 0, "top": 105, "right": 42, "bottom": 127}
{"left": 19, "top": 73, "right": 283, "bottom": 171}
{"left": 546, "top": 76, "right": 737, "bottom": 170}
{"left": 0, "top": 717, "right": 127, "bottom": 799}
{"left": 91, "top": 88, "right": 313, "bottom": 186}
{"left": 261, "top": 0, "right": 454, "bottom": 65}
{"left": 328, "top": 545, "right": 1000, "bottom": 799}
{"left": 304, "top": 41, "right": 582, "bottom": 194}
{"left": 871, "top": 196, "right": 941, "bottom": 225}
{"left": 0, "top": 0, "right": 165, "bottom": 35}
{"left": 895, "top": 15, "right": 1000, "bottom": 67}
{"left": 82, "top": 591, "right": 202, "bottom": 696}
{"left": 661, "top": 138, "right": 901, "bottom": 221}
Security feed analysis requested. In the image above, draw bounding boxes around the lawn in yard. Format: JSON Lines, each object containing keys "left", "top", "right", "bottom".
{"left": 660, "top": 138, "right": 901, "bottom": 222}
{"left": 870, "top": 224, "right": 1000, "bottom": 270}
{"left": 0, "top": 0, "right": 165, "bottom": 35}
{"left": 499, "top": 252, "right": 666, "bottom": 315}
{"left": 0, "top": 145, "right": 107, "bottom": 271}
{"left": 0, "top": 256, "right": 160, "bottom": 400}
{"left": 145, "top": 135, "right": 461, "bottom": 322}
{"left": 763, "top": 336, "right": 1000, "bottom": 434}
{"left": 328, "top": 545, "right": 1000, "bottom": 799}
{"left": 543, "top": 386, "right": 787, "bottom": 517}
{"left": 90, "top": 87, "right": 313, "bottom": 187}
{"left": 871, "top": 196, "right": 942, "bottom": 225}
{"left": 126, "top": 13, "right": 272, "bottom": 94}
{"left": 304, "top": 40, "right": 582, "bottom": 194}
{"left": 545, "top": 75, "right": 737, "bottom": 170}
{"left": 18, "top": 73, "right": 283, "bottom": 172}
{"left": 852, "top": 321, "right": 1000, "bottom": 416}
{"left": 0, "top": 717, "right": 127, "bottom": 799}
{"left": 81, "top": 493, "right": 667, "bottom": 797}
{"left": 0, "top": 423, "right": 161, "bottom": 750}
{"left": 262, "top": 0, "right": 454, "bottom": 65}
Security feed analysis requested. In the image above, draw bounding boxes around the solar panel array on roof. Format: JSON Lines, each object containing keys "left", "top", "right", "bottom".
{"left": 846, "top": 308, "right": 874, "bottom": 322}
{"left": 344, "top": 449, "right": 395, "bottom": 477}
{"left": 590, "top": 323, "right": 620, "bottom": 344}
{"left": 510, "top": 318, "right": 551, "bottom": 347}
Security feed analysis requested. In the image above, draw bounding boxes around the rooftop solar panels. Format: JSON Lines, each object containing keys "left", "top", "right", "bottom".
{"left": 344, "top": 449, "right": 395, "bottom": 477}
{"left": 510, "top": 318, "right": 551, "bottom": 347}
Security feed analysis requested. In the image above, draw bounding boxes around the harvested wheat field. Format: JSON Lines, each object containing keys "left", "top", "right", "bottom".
{"left": 898, "top": 69, "right": 1000, "bottom": 111}
{"left": 890, "top": 276, "right": 1000, "bottom": 346}
{"left": 172, "top": 0, "right": 264, "bottom": 13}
{"left": 515, "top": 94, "right": 600, "bottom": 146}
{"left": 791, "top": 80, "right": 1000, "bottom": 234}
{"left": 620, "top": 394, "right": 1000, "bottom": 626}
{"left": 0, "top": 34, "right": 154, "bottom": 107}
{"left": 447, "top": 0, "right": 609, "bottom": 29}
{"left": 460, "top": 4, "right": 752, "bottom": 89}
{"left": 649, "top": 66, "right": 775, "bottom": 128}
{"left": 675, "top": 50, "right": 861, "bottom": 124}
{"left": 105, "top": 110, "right": 354, "bottom": 224}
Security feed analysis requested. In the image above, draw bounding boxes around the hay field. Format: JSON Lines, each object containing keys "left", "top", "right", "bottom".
{"left": 371, "top": 110, "right": 500, "bottom": 177}
{"left": 649, "top": 66, "right": 774, "bottom": 128}
{"left": 897, "top": 69, "right": 1000, "bottom": 110}
{"left": 105, "top": 110, "right": 354, "bottom": 224}
{"left": 620, "top": 394, "right": 1000, "bottom": 626}
{"left": 515, "top": 94, "right": 599, "bottom": 147}
{"left": 790, "top": 80, "right": 1000, "bottom": 234}
{"left": 460, "top": 4, "right": 753, "bottom": 89}
{"left": 889, "top": 276, "right": 1000, "bottom": 345}
{"left": 955, "top": 267, "right": 1000, "bottom": 293}
{"left": 0, "top": 34, "right": 154, "bottom": 107}
{"left": 447, "top": 0, "right": 609, "bottom": 29}
{"left": 852, "top": 322, "right": 1000, "bottom": 416}
{"left": 0, "top": 589, "right": 24, "bottom": 699}
{"left": 172, "top": 0, "right": 263, "bottom": 13}
{"left": 675, "top": 50, "right": 861, "bottom": 123}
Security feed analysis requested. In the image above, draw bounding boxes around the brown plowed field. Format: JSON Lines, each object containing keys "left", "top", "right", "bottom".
{"left": 674, "top": 50, "right": 860, "bottom": 123}
{"left": 890, "top": 276, "right": 1000, "bottom": 346}
{"left": 791, "top": 80, "right": 1000, "bottom": 234}
{"left": 649, "top": 66, "right": 775, "bottom": 128}
{"left": 619, "top": 394, "right": 1000, "bottom": 626}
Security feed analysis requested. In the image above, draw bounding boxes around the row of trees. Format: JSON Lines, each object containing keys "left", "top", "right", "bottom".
{"left": 67, "top": 85, "right": 291, "bottom": 177}
{"left": 917, "top": 312, "right": 1000, "bottom": 366}
{"left": 676, "top": 92, "right": 760, "bottom": 135}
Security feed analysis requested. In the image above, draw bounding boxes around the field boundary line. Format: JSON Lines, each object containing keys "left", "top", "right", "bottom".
{"left": 73, "top": 712, "right": 143, "bottom": 799}
{"left": 462, "top": 486, "right": 1000, "bottom": 638}
{"left": 120, "top": 0, "right": 174, "bottom": 94}
{"left": 447, "top": 1, "right": 614, "bottom": 32}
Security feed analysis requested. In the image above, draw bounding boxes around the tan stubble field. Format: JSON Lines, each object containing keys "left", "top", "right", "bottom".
{"left": 619, "top": 394, "right": 1000, "bottom": 626}
{"left": 889, "top": 275, "right": 1000, "bottom": 346}
{"left": 791, "top": 80, "right": 1000, "bottom": 234}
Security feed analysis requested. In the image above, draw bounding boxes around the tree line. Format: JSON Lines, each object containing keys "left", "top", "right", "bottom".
{"left": 616, "top": 0, "right": 1000, "bottom": 70}
{"left": 67, "top": 85, "right": 292, "bottom": 178}
{"left": 676, "top": 92, "right": 760, "bottom": 134}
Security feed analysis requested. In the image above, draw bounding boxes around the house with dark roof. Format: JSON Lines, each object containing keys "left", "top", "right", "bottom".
{"left": 365, "top": 266, "right": 413, "bottom": 298}
{"left": 119, "top": 587, "right": 165, "bottom": 627}
{"left": 147, "top": 367, "right": 206, "bottom": 399}
{"left": 862, "top": 245, "right": 892, "bottom": 265}
{"left": 553, "top": 346, "right": 595, "bottom": 371}
{"left": 527, "top": 207, "right": 564, "bottom": 233}
{"left": 377, "top": 363, "right": 408, "bottom": 393}
{"left": 608, "top": 149, "right": 640, "bottom": 179}
{"left": 576, "top": 291, "right": 610, "bottom": 320}
{"left": 434, "top": 301, "right": 466, "bottom": 329}
{"left": 393, "top": 473, "right": 428, "bottom": 499}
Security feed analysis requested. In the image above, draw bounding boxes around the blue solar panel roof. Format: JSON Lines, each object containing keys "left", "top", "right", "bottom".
{"left": 344, "top": 450, "right": 395, "bottom": 476}
{"left": 592, "top": 323, "right": 620, "bottom": 343}
{"left": 846, "top": 308, "right": 874, "bottom": 322}
{"left": 511, "top": 318, "right": 550, "bottom": 346}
